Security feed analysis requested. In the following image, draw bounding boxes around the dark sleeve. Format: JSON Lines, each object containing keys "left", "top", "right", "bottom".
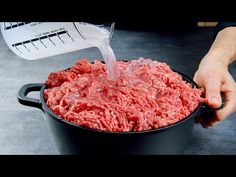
{"left": 213, "top": 22, "right": 236, "bottom": 39}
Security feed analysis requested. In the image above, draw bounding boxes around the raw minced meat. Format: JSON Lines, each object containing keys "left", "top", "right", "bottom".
{"left": 44, "top": 58, "right": 205, "bottom": 132}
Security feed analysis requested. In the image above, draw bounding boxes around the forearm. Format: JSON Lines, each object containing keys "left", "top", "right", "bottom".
{"left": 206, "top": 27, "right": 236, "bottom": 67}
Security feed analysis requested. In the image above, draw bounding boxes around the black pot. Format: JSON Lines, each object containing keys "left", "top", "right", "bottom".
{"left": 17, "top": 71, "right": 223, "bottom": 155}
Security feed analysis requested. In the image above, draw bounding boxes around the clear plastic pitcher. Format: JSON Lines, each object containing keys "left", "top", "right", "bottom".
{"left": 1, "top": 22, "right": 114, "bottom": 60}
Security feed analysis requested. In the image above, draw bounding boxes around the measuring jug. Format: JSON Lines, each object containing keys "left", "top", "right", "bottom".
{"left": 1, "top": 22, "right": 114, "bottom": 60}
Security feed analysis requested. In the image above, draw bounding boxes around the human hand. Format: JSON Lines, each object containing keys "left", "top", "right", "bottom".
{"left": 193, "top": 50, "right": 236, "bottom": 128}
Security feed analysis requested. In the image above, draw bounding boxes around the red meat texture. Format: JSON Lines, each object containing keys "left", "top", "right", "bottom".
{"left": 44, "top": 58, "right": 205, "bottom": 132}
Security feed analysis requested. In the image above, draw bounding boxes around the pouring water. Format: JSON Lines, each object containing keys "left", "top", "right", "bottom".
{"left": 1, "top": 22, "right": 120, "bottom": 79}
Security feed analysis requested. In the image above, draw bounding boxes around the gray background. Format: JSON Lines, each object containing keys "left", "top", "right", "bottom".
{"left": 0, "top": 27, "right": 235, "bottom": 154}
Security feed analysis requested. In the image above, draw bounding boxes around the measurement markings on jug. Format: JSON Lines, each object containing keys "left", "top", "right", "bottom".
{"left": 30, "top": 40, "right": 39, "bottom": 50}
{"left": 22, "top": 42, "right": 31, "bottom": 52}
{"left": 66, "top": 31, "right": 74, "bottom": 41}
{"left": 56, "top": 33, "right": 65, "bottom": 44}
{"left": 4, "top": 22, "right": 31, "bottom": 30}
{"left": 11, "top": 30, "right": 69, "bottom": 50}
{"left": 12, "top": 44, "right": 22, "bottom": 54}
{"left": 48, "top": 33, "right": 57, "bottom": 46}
{"left": 39, "top": 38, "right": 47, "bottom": 48}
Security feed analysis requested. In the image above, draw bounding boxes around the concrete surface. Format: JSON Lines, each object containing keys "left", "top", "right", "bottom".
{"left": 0, "top": 27, "right": 235, "bottom": 154}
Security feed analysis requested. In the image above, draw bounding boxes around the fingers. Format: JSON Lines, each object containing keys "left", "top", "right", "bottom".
{"left": 196, "top": 82, "right": 236, "bottom": 128}
{"left": 215, "top": 84, "right": 236, "bottom": 122}
{"left": 194, "top": 62, "right": 236, "bottom": 128}
{"left": 195, "top": 114, "right": 218, "bottom": 128}
{"left": 203, "top": 77, "right": 222, "bottom": 108}
{"left": 194, "top": 71, "right": 222, "bottom": 108}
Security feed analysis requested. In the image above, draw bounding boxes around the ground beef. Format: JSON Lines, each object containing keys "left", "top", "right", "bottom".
{"left": 44, "top": 58, "right": 205, "bottom": 132}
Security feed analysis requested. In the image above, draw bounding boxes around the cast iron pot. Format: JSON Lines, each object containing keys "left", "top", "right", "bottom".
{"left": 17, "top": 69, "right": 223, "bottom": 155}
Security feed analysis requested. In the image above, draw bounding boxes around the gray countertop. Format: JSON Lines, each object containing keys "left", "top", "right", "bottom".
{"left": 0, "top": 28, "right": 235, "bottom": 154}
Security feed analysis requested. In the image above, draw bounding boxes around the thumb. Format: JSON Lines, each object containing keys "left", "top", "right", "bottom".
{"left": 215, "top": 90, "right": 236, "bottom": 122}
{"left": 204, "top": 78, "right": 222, "bottom": 108}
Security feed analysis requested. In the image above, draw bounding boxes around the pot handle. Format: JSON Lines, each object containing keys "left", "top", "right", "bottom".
{"left": 17, "top": 83, "right": 44, "bottom": 112}
{"left": 200, "top": 94, "right": 226, "bottom": 114}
